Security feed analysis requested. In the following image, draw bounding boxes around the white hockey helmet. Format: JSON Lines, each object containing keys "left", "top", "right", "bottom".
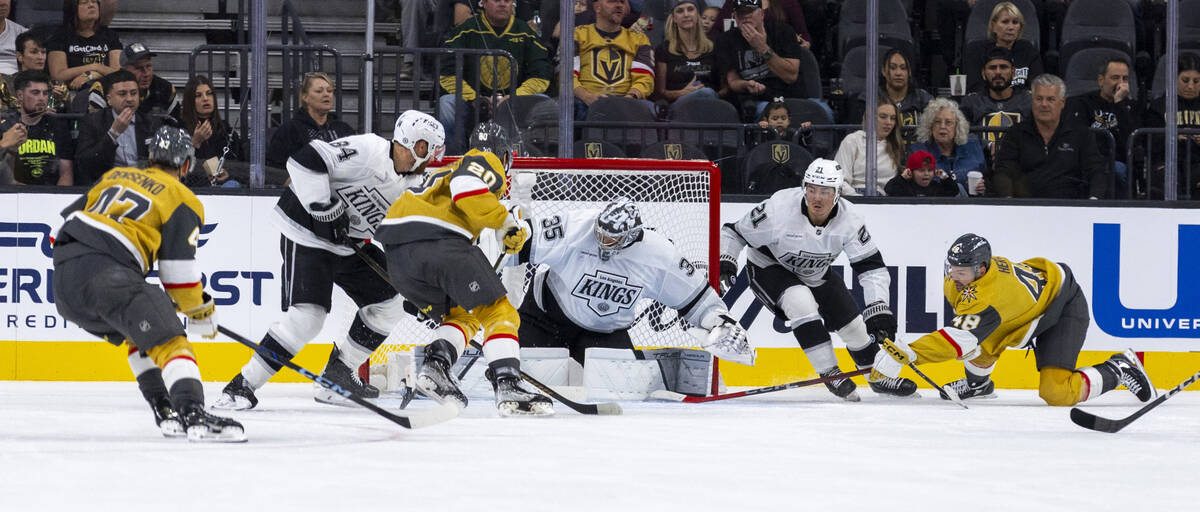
{"left": 803, "top": 158, "right": 843, "bottom": 193}
{"left": 393, "top": 110, "right": 446, "bottom": 170}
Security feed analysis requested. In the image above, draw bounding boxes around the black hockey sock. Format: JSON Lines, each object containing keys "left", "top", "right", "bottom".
{"left": 347, "top": 314, "right": 388, "bottom": 353}
{"left": 134, "top": 368, "right": 170, "bottom": 402}
{"left": 257, "top": 332, "right": 295, "bottom": 372}
{"left": 848, "top": 343, "right": 879, "bottom": 368}
{"left": 168, "top": 378, "right": 205, "bottom": 412}
{"left": 965, "top": 371, "right": 992, "bottom": 387}
{"left": 1093, "top": 362, "right": 1121, "bottom": 395}
{"left": 791, "top": 320, "right": 831, "bottom": 350}
{"left": 426, "top": 339, "right": 460, "bottom": 366}
{"left": 487, "top": 358, "right": 521, "bottom": 384}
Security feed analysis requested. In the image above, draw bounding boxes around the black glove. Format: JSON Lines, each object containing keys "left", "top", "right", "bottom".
{"left": 863, "top": 301, "right": 897, "bottom": 342}
{"left": 402, "top": 299, "right": 437, "bottom": 328}
{"left": 309, "top": 199, "right": 350, "bottom": 246}
{"left": 719, "top": 259, "right": 738, "bottom": 296}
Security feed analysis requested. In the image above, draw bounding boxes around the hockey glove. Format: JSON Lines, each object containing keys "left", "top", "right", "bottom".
{"left": 718, "top": 259, "right": 738, "bottom": 296}
{"left": 863, "top": 301, "right": 897, "bottom": 341}
{"left": 182, "top": 292, "right": 218, "bottom": 339}
{"left": 871, "top": 336, "right": 915, "bottom": 380}
{"left": 402, "top": 300, "right": 438, "bottom": 329}
{"left": 497, "top": 206, "right": 530, "bottom": 254}
{"left": 701, "top": 314, "right": 756, "bottom": 366}
{"left": 310, "top": 199, "right": 350, "bottom": 246}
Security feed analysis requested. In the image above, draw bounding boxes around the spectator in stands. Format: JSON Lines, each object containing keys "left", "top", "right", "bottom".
{"left": 120, "top": 42, "right": 178, "bottom": 117}
{"left": 572, "top": 0, "right": 655, "bottom": 120}
{"left": 707, "top": 0, "right": 811, "bottom": 48}
{"left": 1, "top": 32, "right": 69, "bottom": 112}
{"left": 1066, "top": 56, "right": 1139, "bottom": 197}
{"left": 265, "top": 72, "right": 354, "bottom": 170}
{"left": 752, "top": 97, "right": 811, "bottom": 145}
{"left": 1141, "top": 53, "right": 1200, "bottom": 199}
{"left": 47, "top": 0, "right": 122, "bottom": 91}
{"left": 654, "top": 0, "right": 719, "bottom": 104}
{"left": 74, "top": 69, "right": 160, "bottom": 185}
{"left": 911, "top": 97, "right": 986, "bottom": 195}
{"left": 844, "top": 49, "right": 931, "bottom": 136}
{"left": 964, "top": 2, "right": 1042, "bottom": 91}
{"left": 993, "top": 74, "right": 1108, "bottom": 199}
{"left": 0, "top": 70, "right": 73, "bottom": 185}
{"left": 700, "top": 5, "right": 719, "bottom": 33}
{"left": 450, "top": 0, "right": 475, "bottom": 26}
{"left": 959, "top": 47, "right": 1031, "bottom": 155}
{"left": 0, "top": 0, "right": 28, "bottom": 75}
{"left": 438, "top": 0, "right": 551, "bottom": 152}
{"left": 182, "top": 75, "right": 242, "bottom": 163}
{"left": 885, "top": 150, "right": 960, "bottom": 197}
{"left": 552, "top": 0, "right": 596, "bottom": 41}
{"left": 714, "top": 0, "right": 805, "bottom": 120}
{"left": 834, "top": 95, "right": 904, "bottom": 195}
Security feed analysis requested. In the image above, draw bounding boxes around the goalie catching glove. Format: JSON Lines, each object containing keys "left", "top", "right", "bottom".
{"left": 692, "top": 313, "right": 755, "bottom": 366}
{"left": 181, "top": 292, "right": 218, "bottom": 339}
{"left": 497, "top": 205, "right": 530, "bottom": 254}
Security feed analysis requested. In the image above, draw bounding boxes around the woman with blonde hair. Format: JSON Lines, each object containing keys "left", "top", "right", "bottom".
{"left": 654, "top": 0, "right": 720, "bottom": 103}
{"left": 834, "top": 95, "right": 905, "bottom": 195}
{"left": 964, "top": 1, "right": 1043, "bottom": 91}
{"left": 265, "top": 72, "right": 354, "bottom": 169}
{"left": 911, "top": 97, "right": 986, "bottom": 195}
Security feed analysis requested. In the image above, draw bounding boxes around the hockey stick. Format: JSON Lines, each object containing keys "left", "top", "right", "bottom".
{"left": 467, "top": 340, "right": 622, "bottom": 415}
{"left": 650, "top": 368, "right": 872, "bottom": 403}
{"left": 1070, "top": 368, "right": 1200, "bottom": 433}
{"left": 906, "top": 363, "right": 968, "bottom": 409}
{"left": 216, "top": 325, "right": 460, "bottom": 429}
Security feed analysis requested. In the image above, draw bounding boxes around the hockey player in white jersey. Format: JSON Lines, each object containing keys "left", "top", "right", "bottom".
{"left": 720, "top": 158, "right": 916, "bottom": 400}
{"left": 510, "top": 199, "right": 755, "bottom": 367}
{"left": 213, "top": 110, "right": 445, "bottom": 410}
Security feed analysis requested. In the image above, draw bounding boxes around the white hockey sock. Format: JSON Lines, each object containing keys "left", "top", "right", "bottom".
{"left": 1077, "top": 366, "right": 1107, "bottom": 402}
{"left": 162, "top": 355, "right": 202, "bottom": 393}
{"left": 803, "top": 341, "right": 839, "bottom": 373}
{"left": 433, "top": 324, "right": 467, "bottom": 362}
{"left": 126, "top": 347, "right": 158, "bottom": 377}
{"left": 241, "top": 357, "right": 275, "bottom": 389}
{"left": 482, "top": 334, "right": 520, "bottom": 365}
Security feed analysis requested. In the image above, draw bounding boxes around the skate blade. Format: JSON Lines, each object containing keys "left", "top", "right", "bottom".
{"left": 209, "top": 394, "right": 255, "bottom": 411}
{"left": 941, "top": 391, "right": 998, "bottom": 401}
{"left": 415, "top": 375, "right": 468, "bottom": 410}
{"left": 497, "top": 402, "right": 555, "bottom": 417}
{"left": 186, "top": 425, "right": 247, "bottom": 443}
{"left": 159, "top": 419, "right": 186, "bottom": 438}
{"left": 872, "top": 391, "right": 921, "bottom": 399}
{"left": 838, "top": 391, "right": 862, "bottom": 402}
{"left": 313, "top": 388, "right": 360, "bottom": 408}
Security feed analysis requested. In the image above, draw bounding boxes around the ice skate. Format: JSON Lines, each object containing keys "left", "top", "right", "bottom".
{"left": 181, "top": 405, "right": 246, "bottom": 443}
{"left": 820, "top": 367, "right": 860, "bottom": 402}
{"left": 489, "top": 367, "right": 554, "bottom": 417}
{"left": 869, "top": 375, "right": 919, "bottom": 397}
{"left": 415, "top": 354, "right": 468, "bottom": 409}
{"left": 943, "top": 378, "right": 997, "bottom": 400}
{"left": 210, "top": 373, "right": 259, "bottom": 411}
{"left": 1105, "top": 349, "right": 1157, "bottom": 402}
{"left": 314, "top": 347, "right": 380, "bottom": 406}
{"left": 149, "top": 395, "right": 184, "bottom": 438}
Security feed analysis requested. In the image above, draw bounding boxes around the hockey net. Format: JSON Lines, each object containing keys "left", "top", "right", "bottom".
{"left": 368, "top": 157, "right": 721, "bottom": 392}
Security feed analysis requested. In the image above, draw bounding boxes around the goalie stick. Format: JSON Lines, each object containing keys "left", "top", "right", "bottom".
{"left": 216, "top": 325, "right": 460, "bottom": 429}
{"left": 650, "top": 368, "right": 871, "bottom": 403}
{"left": 1070, "top": 368, "right": 1200, "bottom": 433}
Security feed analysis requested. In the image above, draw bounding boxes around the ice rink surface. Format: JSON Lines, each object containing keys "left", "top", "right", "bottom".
{"left": 2, "top": 381, "right": 1197, "bottom": 512}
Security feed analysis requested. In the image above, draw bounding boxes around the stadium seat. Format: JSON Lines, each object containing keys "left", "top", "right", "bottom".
{"left": 836, "top": 0, "right": 915, "bottom": 60}
{"left": 1059, "top": 0, "right": 1137, "bottom": 67}
{"left": 584, "top": 96, "right": 659, "bottom": 155}
{"left": 638, "top": 141, "right": 707, "bottom": 160}
{"left": 838, "top": 45, "right": 898, "bottom": 99}
{"left": 493, "top": 95, "right": 556, "bottom": 148}
{"left": 1149, "top": 50, "right": 1200, "bottom": 100}
{"left": 524, "top": 97, "right": 561, "bottom": 155}
{"left": 1062, "top": 48, "right": 1139, "bottom": 99}
{"left": 664, "top": 96, "right": 742, "bottom": 191}
{"left": 796, "top": 47, "right": 824, "bottom": 100}
{"left": 1183, "top": 0, "right": 1200, "bottom": 50}
{"left": 744, "top": 141, "right": 813, "bottom": 194}
{"left": 963, "top": 0, "right": 1041, "bottom": 51}
{"left": 573, "top": 140, "right": 628, "bottom": 159}
{"left": 781, "top": 98, "right": 836, "bottom": 158}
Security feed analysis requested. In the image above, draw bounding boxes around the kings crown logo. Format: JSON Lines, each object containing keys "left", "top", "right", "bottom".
{"left": 571, "top": 270, "right": 643, "bottom": 317}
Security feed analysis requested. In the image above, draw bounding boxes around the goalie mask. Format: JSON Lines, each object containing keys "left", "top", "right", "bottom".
{"left": 595, "top": 198, "right": 643, "bottom": 262}
{"left": 393, "top": 110, "right": 446, "bottom": 171}
{"left": 469, "top": 121, "right": 514, "bottom": 171}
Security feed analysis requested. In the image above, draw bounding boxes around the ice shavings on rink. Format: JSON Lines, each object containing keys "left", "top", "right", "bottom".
{"left": 1, "top": 381, "right": 1197, "bottom": 512}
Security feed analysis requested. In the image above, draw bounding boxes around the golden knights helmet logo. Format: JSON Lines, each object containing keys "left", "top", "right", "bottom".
{"left": 982, "top": 111, "right": 1022, "bottom": 144}
{"left": 592, "top": 47, "right": 628, "bottom": 86}
{"left": 771, "top": 143, "right": 790, "bottom": 163}
{"left": 664, "top": 143, "right": 682, "bottom": 160}
{"left": 585, "top": 142, "right": 603, "bottom": 158}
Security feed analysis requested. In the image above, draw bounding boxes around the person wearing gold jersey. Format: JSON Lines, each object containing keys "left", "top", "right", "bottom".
{"left": 52, "top": 126, "right": 244, "bottom": 442}
{"left": 869, "top": 233, "right": 1157, "bottom": 406}
{"left": 376, "top": 122, "right": 552, "bottom": 416}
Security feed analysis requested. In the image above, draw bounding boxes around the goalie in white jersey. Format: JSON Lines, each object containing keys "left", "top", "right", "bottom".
{"left": 213, "top": 111, "right": 446, "bottom": 410}
{"left": 720, "top": 158, "right": 916, "bottom": 400}
{"left": 510, "top": 199, "right": 755, "bottom": 367}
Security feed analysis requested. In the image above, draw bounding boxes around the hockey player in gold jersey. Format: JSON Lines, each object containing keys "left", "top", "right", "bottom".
{"left": 376, "top": 121, "right": 553, "bottom": 416}
{"left": 52, "top": 126, "right": 245, "bottom": 442}
{"left": 869, "top": 233, "right": 1156, "bottom": 406}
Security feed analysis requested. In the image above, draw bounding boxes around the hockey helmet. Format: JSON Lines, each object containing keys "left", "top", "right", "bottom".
{"left": 469, "top": 121, "right": 514, "bottom": 171}
{"left": 946, "top": 233, "right": 992, "bottom": 270}
{"left": 595, "top": 198, "right": 643, "bottom": 262}
{"left": 147, "top": 126, "right": 195, "bottom": 171}
{"left": 803, "top": 158, "right": 843, "bottom": 195}
{"left": 393, "top": 110, "right": 446, "bottom": 170}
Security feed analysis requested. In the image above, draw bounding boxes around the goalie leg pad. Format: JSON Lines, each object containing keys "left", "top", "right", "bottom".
{"left": 582, "top": 348, "right": 714, "bottom": 400}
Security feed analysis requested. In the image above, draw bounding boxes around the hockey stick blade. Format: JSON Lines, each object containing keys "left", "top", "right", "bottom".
{"left": 906, "top": 363, "right": 968, "bottom": 409}
{"left": 217, "top": 326, "right": 459, "bottom": 429}
{"left": 465, "top": 341, "right": 621, "bottom": 415}
{"left": 1070, "top": 368, "right": 1200, "bottom": 433}
{"left": 650, "top": 368, "right": 872, "bottom": 403}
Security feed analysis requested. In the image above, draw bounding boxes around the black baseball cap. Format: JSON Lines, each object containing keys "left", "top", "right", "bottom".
{"left": 734, "top": 0, "right": 762, "bottom": 13}
{"left": 120, "top": 42, "right": 156, "bottom": 66}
